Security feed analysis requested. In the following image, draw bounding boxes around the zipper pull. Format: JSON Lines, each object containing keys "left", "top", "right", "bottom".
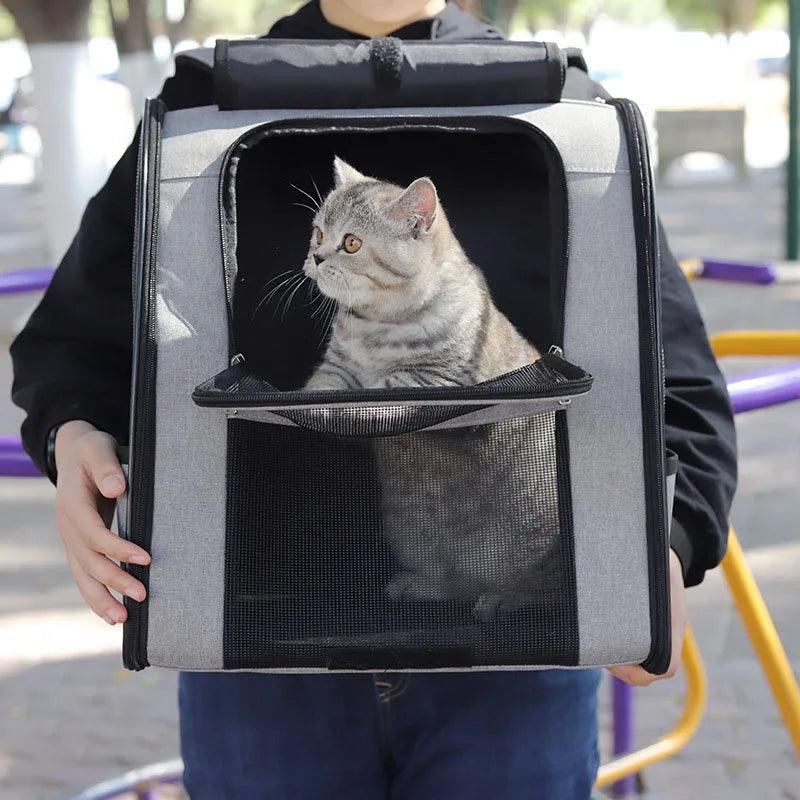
{"left": 230, "top": 353, "right": 246, "bottom": 366}
{"left": 548, "top": 345, "right": 564, "bottom": 359}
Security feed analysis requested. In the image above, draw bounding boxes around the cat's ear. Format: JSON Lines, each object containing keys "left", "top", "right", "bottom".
{"left": 387, "top": 177, "right": 438, "bottom": 235}
{"left": 333, "top": 156, "right": 368, "bottom": 187}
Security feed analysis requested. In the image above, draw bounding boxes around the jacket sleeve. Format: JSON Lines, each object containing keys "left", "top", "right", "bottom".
{"left": 565, "top": 65, "right": 738, "bottom": 585}
{"left": 10, "top": 64, "right": 213, "bottom": 481}
{"left": 660, "top": 222, "right": 738, "bottom": 586}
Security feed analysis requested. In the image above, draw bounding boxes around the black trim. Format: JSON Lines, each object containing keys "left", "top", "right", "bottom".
{"left": 327, "top": 647, "right": 474, "bottom": 670}
{"left": 554, "top": 410, "right": 579, "bottom": 664}
{"left": 612, "top": 98, "right": 671, "bottom": 675}
{"left": 123, "top": 98, "right": 164, "bottom": 671}
{"left": 193, "top": 351, "right": 592, "bottom": 409}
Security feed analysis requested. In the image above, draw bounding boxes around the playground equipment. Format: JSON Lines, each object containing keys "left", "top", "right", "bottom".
{"left": 597, "top": 328, "right": 800, "bottom": 796}
{"left": 1, "top": 263, "right": 799, "bottom": 799}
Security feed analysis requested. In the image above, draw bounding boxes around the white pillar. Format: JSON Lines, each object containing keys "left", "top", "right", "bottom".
{"left": 27, "top": 42, "right": 110, "bottom": 263}
{"left": 117, "top": 50, "right": 166, "bottom": 119}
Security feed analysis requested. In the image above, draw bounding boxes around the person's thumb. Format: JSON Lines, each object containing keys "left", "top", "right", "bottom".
{"left": 85, "top": 435, "right": 126, "bottom": 499}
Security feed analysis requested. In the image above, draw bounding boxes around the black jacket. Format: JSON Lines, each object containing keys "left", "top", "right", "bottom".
{"left": 10, "top": 0, "right": 736, "bottom": 587}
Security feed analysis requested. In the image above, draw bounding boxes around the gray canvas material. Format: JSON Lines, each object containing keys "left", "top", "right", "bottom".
{"left": 146, "top": 99, "right": 653, "bottom": 670}
{"left": 147, "top": 177, "right": 229, "bottom": 669}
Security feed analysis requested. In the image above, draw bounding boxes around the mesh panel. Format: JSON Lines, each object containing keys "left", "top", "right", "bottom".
{"left": 275, "top": 404, "right": 489, "bottom": 437}
{"left": 223, "top": 413, "right": 578, "bottom": 670}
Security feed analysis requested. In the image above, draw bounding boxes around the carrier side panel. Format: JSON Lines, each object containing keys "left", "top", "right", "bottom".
{"left": 145, "top": 109, "right": 235, "bottom": 669}
{"left": 514, "top": 104, "right": 652, "bottom": 665}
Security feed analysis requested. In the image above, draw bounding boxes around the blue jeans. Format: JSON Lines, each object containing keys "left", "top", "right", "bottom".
{"left": 179, "top": 669, "right": 601, "bottom": 799}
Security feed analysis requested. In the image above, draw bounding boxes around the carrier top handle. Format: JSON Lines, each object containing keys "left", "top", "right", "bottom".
{"left": 211, "top": 38, "right": 566, "bottom": 110}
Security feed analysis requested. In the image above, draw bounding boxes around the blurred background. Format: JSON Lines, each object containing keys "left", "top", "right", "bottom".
{"left": 0, "top": 2, "right": 798, "bottom": 798}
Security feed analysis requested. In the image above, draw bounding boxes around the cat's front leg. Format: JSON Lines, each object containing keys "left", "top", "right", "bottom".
{"left": 386, "top": 570, "right": 453, "bottom": 602}
{"left": 473, "top": 592, "right": 536, "bottom": 622}
{"left": 304, "top": 367, "right": 355, "bottom": 391}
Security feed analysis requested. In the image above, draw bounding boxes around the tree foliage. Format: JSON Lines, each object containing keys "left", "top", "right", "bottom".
{"left": 478, "top": 0, "right": 665, "bottom": 35}
{"left": 0, "top": 0, "right": 93, "bottom": 43}
{"left": 664, "top": 0, "right": 784, "bottom": 34}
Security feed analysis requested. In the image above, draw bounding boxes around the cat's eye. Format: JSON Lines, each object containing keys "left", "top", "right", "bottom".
{"left": 343, "top": 234, "right": 362, "bottom": 254}
{"left": 313, "top": 226, "right": 323, "bottom": 246}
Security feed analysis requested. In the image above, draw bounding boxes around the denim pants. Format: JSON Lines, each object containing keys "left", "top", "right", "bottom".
{"left": 179, "top": 668, "right": 601, "bottom": 799}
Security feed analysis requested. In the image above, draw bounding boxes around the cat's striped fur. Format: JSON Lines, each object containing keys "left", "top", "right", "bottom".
{"left": 302, "top": 157, "right": 555, "bottom": 621}
{"left": 303, "top": 157, "right": 538, "bottom": 390}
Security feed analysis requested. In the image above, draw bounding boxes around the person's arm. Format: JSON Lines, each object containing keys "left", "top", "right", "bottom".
{"left": 610, "top": 225, "right": 737, "bottom": 687}
{"left": 563, "top": 66, "right": 738, "bottom": 584}
{"left": 10, "top": 64, "right": 214, "bottom": 477}
{"left": 9, "top": 62, "right": 213, "bottom": 624}
{"left": 659, "top": 222, "right": 738, "bottom": 586}
{"left": 10, "top": 132, "right": 140, "bottom": 476}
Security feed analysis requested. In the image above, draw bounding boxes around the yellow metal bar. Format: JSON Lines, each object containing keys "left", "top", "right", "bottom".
{"left": 595, "top": 329, "right": 800, "bottom": 786}
{"left": 679, "top": 258, "right": 703, "bottom": 281}
{"left": 710, "top": 330, "right": 800, "bottom": 358}
{"left": 720, "top": 527, "right": 800, "bottom": 755}
{"left": 595, "top": 628, "right": 707, "bottom": 788}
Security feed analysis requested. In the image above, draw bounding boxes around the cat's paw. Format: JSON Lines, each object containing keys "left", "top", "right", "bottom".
{"left": 386, "top": 572, "right": 451, "bottom": 602}
{"left": 473, "top": 593, "right": 533, "bottom": 622}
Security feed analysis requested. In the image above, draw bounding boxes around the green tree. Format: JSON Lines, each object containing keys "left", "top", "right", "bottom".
{"left": 665, "top": 0, "right": 784, "bottom": 34}
{"left": 479, "top": 0, "right": 664, "bottom": 36}
{"left": 0, "top": 0, "right": 92, "bottom": 42}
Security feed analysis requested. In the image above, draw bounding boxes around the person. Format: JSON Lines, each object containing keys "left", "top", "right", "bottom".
{"left": 10, "top": 1, "right": 737, "bottom": 797}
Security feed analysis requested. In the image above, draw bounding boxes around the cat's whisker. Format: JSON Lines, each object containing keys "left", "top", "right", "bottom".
{"left": 292, "top": 201, "right": 318, "bottom": 215}
{"left": 255, "top": 268, "right": 299, "bottom": 295}
{"left": 280, "top": 274, "right": 310, "bottom": 321}
{"left": 272, "top": 273, "right": 307, "bottom": 319}
{"left": 308, "top": 173, "right": 324, "bottom": 207}
{"left": 318, "top": 299, "right": 338, "bottom": 347}
{"left": 289, "top": 182, "right": 320, "bottom": 210}
{"left": 251, "top": 273, "right": 304, "bottom": 320}
{"left": 310, "top": 293, "right": 332, "bottom": 321}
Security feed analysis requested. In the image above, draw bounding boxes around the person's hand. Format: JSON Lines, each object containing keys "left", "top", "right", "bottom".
{"left": 607, "top": 548, "right": 687, "bottom": 686}
{"left": 54, "top": 420, "right": 150, "bottom": 625}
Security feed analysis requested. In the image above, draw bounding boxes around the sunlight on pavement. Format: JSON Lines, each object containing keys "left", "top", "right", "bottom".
{"left": 0, "top": 608, "right": 120, "bottom": 676}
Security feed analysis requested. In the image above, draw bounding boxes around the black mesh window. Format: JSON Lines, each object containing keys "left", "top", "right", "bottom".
{"left": 224, "top": 413, "right": 578, "bottom": 670}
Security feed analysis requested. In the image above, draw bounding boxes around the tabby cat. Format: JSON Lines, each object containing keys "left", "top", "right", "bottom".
{"left": 302, "top": 157, "right": 558, "bottom": 620}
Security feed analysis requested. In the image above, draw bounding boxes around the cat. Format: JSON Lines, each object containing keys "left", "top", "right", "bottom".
{"left": 301, "top": 156, "right": 559, "bottom": 621}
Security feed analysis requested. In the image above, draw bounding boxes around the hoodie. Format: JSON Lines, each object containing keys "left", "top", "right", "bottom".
{"left": 10, "top": 0, "right": 736, "bottom": 587}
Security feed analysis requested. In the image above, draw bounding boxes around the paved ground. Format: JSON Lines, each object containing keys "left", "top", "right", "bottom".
{"left": 1, "top": 160, "right": 798, "bottom": 799}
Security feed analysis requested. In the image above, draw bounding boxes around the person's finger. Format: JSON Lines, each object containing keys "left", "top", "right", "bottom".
{"left": 607, "top": 665, "right": 658, "bottom": 687}
{"left": 84, "top": 524, "right": 150, "bottom": 566}
{"left": 63, "top": 495, "right": 117, "bottom": 543}
{"left": 80, "top": 434, "right": 126, "bottom": 499}
{"left": 81, "top": 549, "right": 147, "bottom": 602}
{"left": 66, "top": 552, "right": 127, "bottom": 624}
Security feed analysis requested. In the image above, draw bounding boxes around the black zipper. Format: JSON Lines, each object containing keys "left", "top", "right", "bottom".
{"left": 123, "top": 98, "right": 163, "bottom": 670}
{"left": 194, "top": 346, "right": 590, "bottom": 409}
{"left": 612, "top": 98, "right": 671, "bottom": 675}
{"left": 194, "top": 375, "right": 591, "bottom": 410}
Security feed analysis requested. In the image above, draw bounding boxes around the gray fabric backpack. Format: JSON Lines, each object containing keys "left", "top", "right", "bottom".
{"left": 117, "top": 38, "right": 677, "bottom": 673}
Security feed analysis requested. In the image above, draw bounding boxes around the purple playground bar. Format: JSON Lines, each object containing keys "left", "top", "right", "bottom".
{"left": 0, "top": 267, "right": 55, "bottom": 296}
{"left": 612, "top": 677, "right": 637, "bottom": 796}
{"left": 0, "top": 436, "right": 40, "bottom": 477}
{"left": 727, "top": 364, "right": 800, "bottom": 413}
{"left": 699, "top": 259, "right": 777, "bottom": 285}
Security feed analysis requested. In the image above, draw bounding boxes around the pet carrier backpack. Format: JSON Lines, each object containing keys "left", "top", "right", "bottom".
{"left": 118, "top": 38, "right": 677, "bottom": 673}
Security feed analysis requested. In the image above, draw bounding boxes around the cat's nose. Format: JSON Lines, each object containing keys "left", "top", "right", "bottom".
{"left": 313, "top": 253, "right": 325, "bottom": 266}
